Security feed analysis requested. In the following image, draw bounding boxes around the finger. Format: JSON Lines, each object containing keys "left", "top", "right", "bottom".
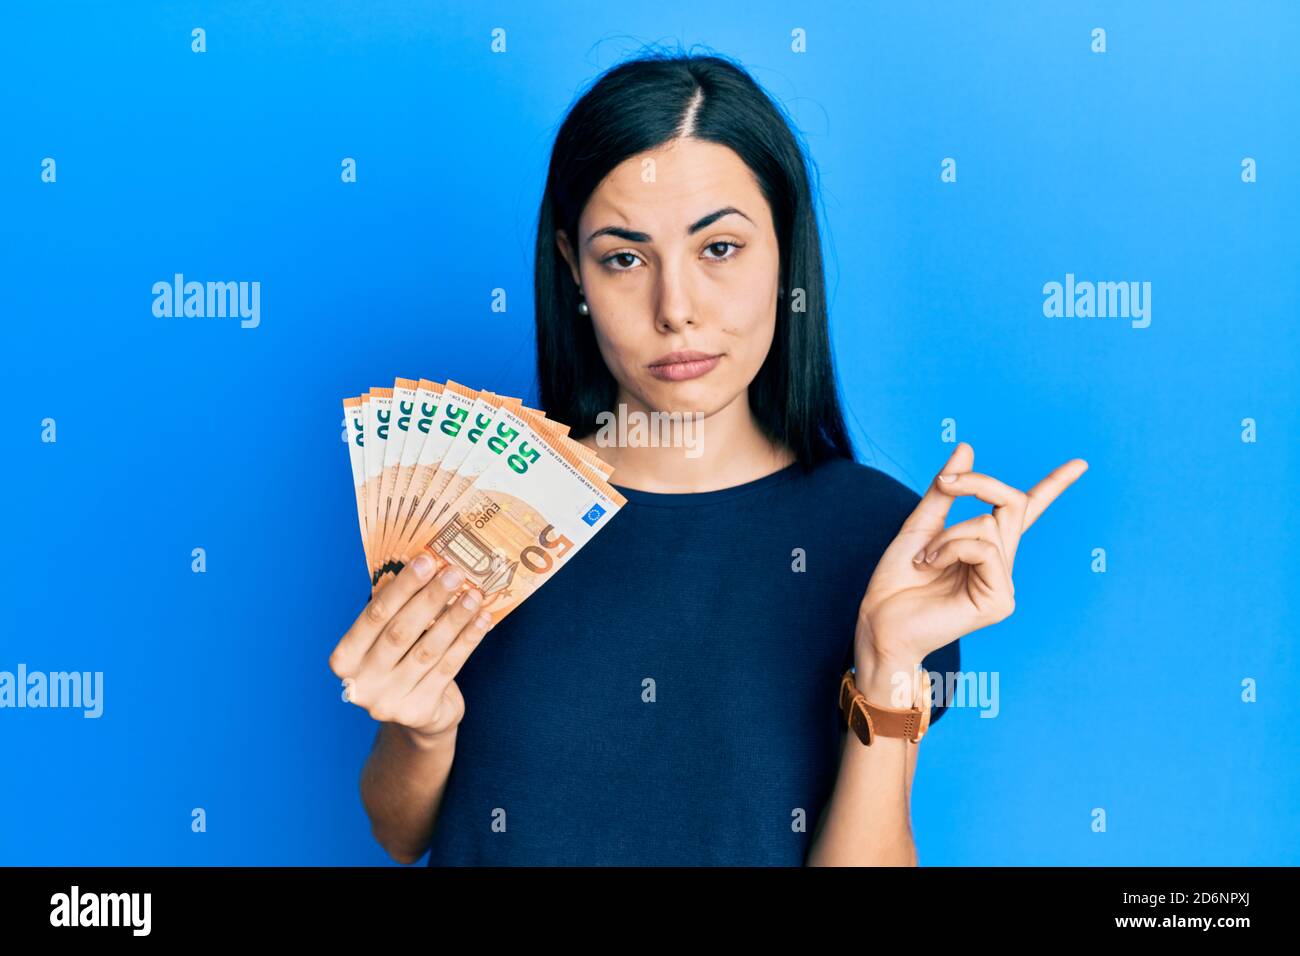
{"left": 911, "top": 512, "right": 1013, "bottom": 593}
{"left": 1023, "top": 458, "right": 1089, "bottom": 532}
{"left": 898, "top": 442, "right": 975, "bottom": 538}
{"left": 402, "top": 602, "right": 495, "bottom": 706}
{"left": 363, "top": 563, "right": 469, "bottom": 674}
{"left": 916, "top": 470, "right": 1029, "bottom": 570}
{"left": 393, "top": 589, "right": 492, "bottom": 698}
{"left": 927, "top": 540, "right": 1015, "bottom": 625}
{"left": 927, "top": 537, "right": 1015, "bottom": 618}
{"left": 393, "top": 674, "right": 465, "bottom": 739}
{"left": 329, "top": 551, "right": 447, "bottom": 678}
{"left": 372, "top": 567, "right": 398, "bottom": 596}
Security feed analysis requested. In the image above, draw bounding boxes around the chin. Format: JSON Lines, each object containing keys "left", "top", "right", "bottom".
{"left": 640, "top": 380, "right": 730, "bottom": 417}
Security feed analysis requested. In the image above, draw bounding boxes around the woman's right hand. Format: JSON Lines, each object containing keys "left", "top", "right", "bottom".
{"left": 329, "top": 551, "right": 495, "bottom": 744}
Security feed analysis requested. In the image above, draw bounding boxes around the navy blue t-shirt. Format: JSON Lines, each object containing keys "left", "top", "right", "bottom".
{"left": 423, "top": 455, "right": 959, "bottom": 866}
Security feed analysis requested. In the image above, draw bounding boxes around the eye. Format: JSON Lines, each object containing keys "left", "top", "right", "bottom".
{"left": 600, "top": 251, "right": 644, "bottom": 272}
{"left": 702, "top": 240, "right": 744, "bottom": 262}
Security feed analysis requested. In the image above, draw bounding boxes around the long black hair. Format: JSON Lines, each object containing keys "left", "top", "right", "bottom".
{"left": 534, "top": 47, "right": 854, "bottom": 471}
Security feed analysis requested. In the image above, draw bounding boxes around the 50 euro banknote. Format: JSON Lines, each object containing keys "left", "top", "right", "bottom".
{"left": 370, "top": 381, "right": 567, "bottom": 583}
{"left": 344, "top": 382, "right": 625, "bottom": 629}
{"left": 344, "top": 379, "right": 532, "bottom": 582}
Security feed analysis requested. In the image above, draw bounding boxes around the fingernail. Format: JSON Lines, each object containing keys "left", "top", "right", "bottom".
{"left": 475, "top": 611, "right": 491, "bottom": 628}
{"left": 461, "top": 589, "right": 481, "bottom": 611}
{"left": 411, "top": 553, "right": 434, "bottom": 578}
{"left": 440, "top": 567, "right": 463, "bottom": 588}
{"left": 938, "top": 473, "right": 957, "bottom": 483}
{"left": 913, "top": 549, "right": 927, "bottom": 563}
{"left": 925, "top": 550, "right": 938, "bottom": 563}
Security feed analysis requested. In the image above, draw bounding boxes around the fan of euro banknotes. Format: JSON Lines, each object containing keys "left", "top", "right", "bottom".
{"left": 343, "top": 378, "right": 627, "bottom": 627}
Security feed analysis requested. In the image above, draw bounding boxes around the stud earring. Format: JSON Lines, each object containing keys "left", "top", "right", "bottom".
{"left": 577, "top": 291, "right": 590, "bottom": 316}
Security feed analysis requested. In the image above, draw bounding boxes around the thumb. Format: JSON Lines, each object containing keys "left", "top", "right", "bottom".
{"left": 898, "top": 442, "right": 975, "bottom": 537}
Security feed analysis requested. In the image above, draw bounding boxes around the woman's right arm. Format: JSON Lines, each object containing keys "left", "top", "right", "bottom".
{"left": 329, "top": 551, "right": 495, "bottom": 865}
{"left": 359, "top": 721, "right": 458, "bottom": 865}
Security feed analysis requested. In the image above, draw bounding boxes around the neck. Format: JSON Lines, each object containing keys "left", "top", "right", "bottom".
{"left": 576, "top": 388, "right": 796, "bottom": 493}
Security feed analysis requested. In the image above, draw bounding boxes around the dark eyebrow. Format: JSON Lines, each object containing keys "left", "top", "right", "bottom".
{"left": 584, "top": 207, "right": 752, "bottom": 245}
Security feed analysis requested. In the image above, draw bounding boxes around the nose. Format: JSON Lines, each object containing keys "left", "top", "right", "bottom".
{"left": 654, "top": 262, "right": 695, "bottom": 332}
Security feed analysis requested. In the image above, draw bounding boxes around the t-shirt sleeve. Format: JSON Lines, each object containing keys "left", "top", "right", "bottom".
{"left": 921, "top": 637, "right": 959, "bottom": 728}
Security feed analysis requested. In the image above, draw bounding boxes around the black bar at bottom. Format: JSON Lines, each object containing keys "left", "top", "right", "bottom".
{"left": 0, "top": 865, "right": 1283, "bottom": 940}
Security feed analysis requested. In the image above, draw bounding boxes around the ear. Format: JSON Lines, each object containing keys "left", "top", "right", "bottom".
{"left": 555, "top": 229, "right": 582, "bottom": 288}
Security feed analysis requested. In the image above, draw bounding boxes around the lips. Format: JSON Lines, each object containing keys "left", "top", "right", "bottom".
{"left": 646, "top": 351, "right": 722, "bottom": 382}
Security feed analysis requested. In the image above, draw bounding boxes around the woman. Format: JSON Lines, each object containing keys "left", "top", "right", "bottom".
{"left": 329, "top": 50, "right": 1086, "bottom": 866}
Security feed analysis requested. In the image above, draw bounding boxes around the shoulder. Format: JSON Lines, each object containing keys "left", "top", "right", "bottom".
{"left": 809, "top": 459, "right": 962, "bottom": 727}
{"left": 799, "top": 456, "right": 923, "bottom": 522}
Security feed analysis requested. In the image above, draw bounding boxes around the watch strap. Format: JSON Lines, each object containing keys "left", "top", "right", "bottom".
{"left": 839, "top": 667, "right": 931, "bottom": 745}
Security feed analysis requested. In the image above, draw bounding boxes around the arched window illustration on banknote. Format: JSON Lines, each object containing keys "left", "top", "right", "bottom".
{"left": 432, "top": 514, "right": 518, "bottom": 599}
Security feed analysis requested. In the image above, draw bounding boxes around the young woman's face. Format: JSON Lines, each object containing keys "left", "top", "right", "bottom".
{"left": 556, "top": 137, "right": 781, "bottom": 418}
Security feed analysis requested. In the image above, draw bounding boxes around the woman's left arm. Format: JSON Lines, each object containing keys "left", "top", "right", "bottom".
{"left": 806, "top": 646, "right": 928, "bottom": 866}
{"left": 807, "top": 442, "right": 1088, "bottom": 866}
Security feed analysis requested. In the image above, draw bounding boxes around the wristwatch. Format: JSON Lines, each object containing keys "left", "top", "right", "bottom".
{"left": 839, "top": 667, "right": 932, "bottom": 745}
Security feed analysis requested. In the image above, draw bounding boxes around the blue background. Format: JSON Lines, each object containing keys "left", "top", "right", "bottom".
{"left": 2, "top": 1, "right": 1296, "bottom": 865}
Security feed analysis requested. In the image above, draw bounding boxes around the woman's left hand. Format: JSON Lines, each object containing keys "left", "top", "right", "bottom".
{"left": 855, "top": 442, "right": 1088, "bottom": 673}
